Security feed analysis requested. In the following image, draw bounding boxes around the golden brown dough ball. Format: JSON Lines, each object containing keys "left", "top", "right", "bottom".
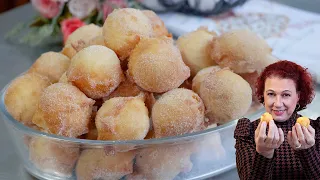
{"left": 199, "top": 69, "right": 252, "bottom": 124}
{"left": 103, "top": 77, "right": 141, "bottom": 101}
{"left": 4, "top": 73, "right": 51, "bottom": 127}
{"left": 66, "top": 45, "right": 124, "bottom": 99}
{"left": 296, "top": 116, "right": 310, "bottom": 127}
{"left": 76, "top": 149, "right": 135, "bottom": 180}
{"left": 96, "top": 96, "right": 150, "bottom": 140}
{"left": 61, "top": 44, "right": 77, "bottom": 59}
{"left": 142, "top": 10, "right": 169, "bottom": 37}
{"left": 32, "top": 83, "right": 95, "bottom": 137}
{"left": 102, "top": 8, "right": 153, "bottom": 60}
{"left": 152, "top": 88, "right": 205, "bottom": 138}
{"left": 65, "top": 24, "right": 102, "bottom": 47}
{"left": 192, "top": 66, "right": 221, "bottom": 94}
{"left": 209, "top": 29, "right": 278, "bottom": 74}
{"left": 29, "top": 137, "right": 80, "bottom": 177}
{"left": 127, "top": 144, "right": 195, "bottom": 180}
{"left": 238, "top": 71, "right": 260, "bottom": 103}
{"left": 177, "top": 27, "right": 217, "bottom": 77}
{"left": 128, "top": 37, "right": 190, "bottom": 93}
{"left": 28, "top": 52, "right": 70, "bottom": 83}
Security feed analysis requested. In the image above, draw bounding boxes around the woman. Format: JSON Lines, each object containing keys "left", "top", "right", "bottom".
{"left": 234, "top": 60, "right": 320, "bottom": 180}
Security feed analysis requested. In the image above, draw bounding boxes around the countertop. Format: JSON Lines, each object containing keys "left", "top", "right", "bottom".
{"left": 0, "top": 1, "right": 320, "bottom": 180}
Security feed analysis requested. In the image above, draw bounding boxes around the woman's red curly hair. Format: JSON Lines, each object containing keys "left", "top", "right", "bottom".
{"left": 256, "top": 60, "right": 315, "bottom": 111}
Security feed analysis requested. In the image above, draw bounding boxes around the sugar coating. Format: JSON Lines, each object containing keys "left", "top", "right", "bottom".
{"left": 96, "top": 96, "right": 150, "bottom": 140}
{"left": 152, "top": 88, "right": 205, "bottom": 138}
{"left": 4, "top": 73, "right": 51, "bottom": 127}
{"left": 102, "top": 8, "right": 153, "bottom": 60}
{"left": 128, "top": 37, "right": 190, "bottom": 93}
{"left": 177, "top": 27, "right": 217, "bottom": 77}
{"left": 142, "top": 10, "right": 169, "bottom": 37}
{"left": 76, "top": 149, "right": 135, "bottom": 180}
{"left": 192, "top": 66, "right": 221, "bottom": 94}
{"left": 209, "top": 29, "right": 277, "bottom": 74}
{"left": 127, "top": 144, "right": 195, "bottom": 180}
{"left": 65, "top": 24, "right": 102, "bottom": 46}
{"left": 103, "top": 77, "right": 141, "bottom": 101}
{"left": 199, "top": 69, "right": 252, "bottom": 124}
{"left": 29, "top": 137, "right": 80, "bottom": 177}
{"left": 32, "top": 83, "right": 95, "bottom": 138}
{"left": 67, "top": 45, "right": 124, "bottom": 99}
{"left": 28, "top": 52, "right": 70, "bottom": 83}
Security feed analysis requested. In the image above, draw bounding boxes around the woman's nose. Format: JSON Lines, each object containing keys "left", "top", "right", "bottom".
{"left": 274, "top": 96, "right": 283, "bottom": 107}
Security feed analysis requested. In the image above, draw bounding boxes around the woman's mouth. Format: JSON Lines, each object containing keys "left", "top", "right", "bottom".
{"left": 273, "top": 110, "right": 285, "bottom": 116}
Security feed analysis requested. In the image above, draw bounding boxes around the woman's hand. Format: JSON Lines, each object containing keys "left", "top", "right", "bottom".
{"left": 255, "top": 120, "right": 284, "bottom": 158}
{"left": 288, "top": 123, "right": 315, "bottom": 150}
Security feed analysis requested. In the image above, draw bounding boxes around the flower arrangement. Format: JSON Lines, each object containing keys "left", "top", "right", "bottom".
{"left": 6, "top": 0, "right": 144, "bottom": 46}
{"left": 6, "top": 0, "right": 247, "bottom": 46}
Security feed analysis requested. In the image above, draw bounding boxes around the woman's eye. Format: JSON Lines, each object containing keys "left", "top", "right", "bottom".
{"left": 267, "top": 93, "right": 274, "bottom": 96}
{"left": 283, "top": 94, "right": 291, "bottom": 97}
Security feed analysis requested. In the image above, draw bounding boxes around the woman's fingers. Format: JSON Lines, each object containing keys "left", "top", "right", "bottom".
{"left": 295, "top": 123, "right": 306, "bottom": 146}
{"left": 302, "top": 126, "right": 315, "bottom": 146}
{"left": 307, "top": 125, "right": 315, "bottom": 136}
{"left": 292, "top": 126, "right": 301, "bottom": 147}
{"left": 265, "top": 120, "right": 275, "bottom": 145}
{"left": 277, "top": 128, "right": 284, "bottom": 147}
{"left": 258, "top": 121, "right": 267, "bottom": 143}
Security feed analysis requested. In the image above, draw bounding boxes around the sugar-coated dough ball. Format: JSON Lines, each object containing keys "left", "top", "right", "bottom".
{"left": 127, "top": 144, "right": 195, "bottom": 180}
{"left": 67, "top": 45, "right": 124, "bottom": 99}
{"left": 103, "top": 8, "right": 153, "bottom": 60}
{"left": 65, "top": 24, "right": 102, "bottom": 46}
{"left": 192, "top": 66, "right": 221, "bottom": 94}
{"left": 61, "top": 44, "right": 77, "bottom": 59}
{"left": 28, "top": 52, "right": 70, "bottom": 83}
{"left": 29, "top": 137, "right": 80, "bottom": 177}
{"left": 32, "top": 83, "right": 95, "bottom": 137}
{"left": 199, "top": 69, "right": 252, "bottom": 124}
{"left": 4, "top": 73, "right": 51, "bottom": 127}
{"left": 152, "top": 88, "right": 205, "bottom": 138}
{"left": 96, "top": 96, "right": 150, "bottom": 140}
{"left": 261, "top": 112, "right": 273, "bottom": 124}
{"left": 142, "top": 10, "right": 169, "bottom": 37}
{"left": 76, "top": 149, "right": 135, "bottom": 180}
{"left": 210, "top": 29, "right": 278, "bottom": 74}
{"left": 103, "top": 77, "right": 141, "bottom": 101}
{"left": 177, "top": 27, "right": 217, "bottom": 77}
{"left": 128, "top": 37, "right": 190, "bottom": 93}
{"left": 58, "top": 72, "right": 71, "bottom": 84}
{"left": 296, "top": 116, "right": 310, "bottom": 127}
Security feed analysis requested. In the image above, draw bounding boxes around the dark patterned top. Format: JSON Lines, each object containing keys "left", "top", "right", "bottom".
{"left": 234, "top": 112, "right": 320, "bottom": 180}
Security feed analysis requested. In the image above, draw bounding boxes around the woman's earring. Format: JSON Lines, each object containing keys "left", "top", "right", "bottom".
{"left": 295, "top": 104, "right": 300, "bottom": 111}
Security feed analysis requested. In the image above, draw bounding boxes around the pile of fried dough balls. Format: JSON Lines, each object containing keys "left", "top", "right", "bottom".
{"left": 4, "top": 8, "right": 277, "bottom": 180}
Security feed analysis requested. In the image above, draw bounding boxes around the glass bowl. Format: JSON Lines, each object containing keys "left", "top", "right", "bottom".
{"left": 0, "top": 75, "right": 264, "bottom": 180}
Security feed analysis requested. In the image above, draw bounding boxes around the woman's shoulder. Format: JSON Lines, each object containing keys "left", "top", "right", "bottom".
{"left": 234, "top": 117, "right": 260, "bottom": 138}
{"left": 309, "top": 116, "right": 320, "bottom": 129}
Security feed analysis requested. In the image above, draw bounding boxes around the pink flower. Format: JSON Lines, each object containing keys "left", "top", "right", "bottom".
{"left": 31, "top": 0, "right": 65, "bottom": 19}
{"left": 60, "top": 18, "right": 86, "bottom": 44}
{"left": 102, "top": 0, "right": 128, "bottom": 20}
{"left": 68, "top": 0, "right": 99, "bottom": 19}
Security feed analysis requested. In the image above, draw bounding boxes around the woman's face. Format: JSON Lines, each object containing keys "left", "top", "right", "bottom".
{"left": 264, "top": 77, "right": 300, "bottom": 122}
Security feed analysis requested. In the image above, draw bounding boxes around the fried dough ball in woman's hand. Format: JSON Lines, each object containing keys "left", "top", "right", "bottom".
{"left": 127, "top": 144, "right": 195, "bottom": 180}
{"left": 66, "top": 45, "right": 124, "bottom": 99}
{"left": 32, "top": 83, "right": 95, "bottom": 137}
{"left": 96, "top": 96, "right": 150, "bottom": 140}
{"left": 177, "top": 27, "right": 217, "bottom": 77}
{"left": 103, "top": 8, "right": 153, "bottom": 60}
{"left": 128, "top": 37, "right": 190, "bottom": 93}
{"left": 199, "top": 69, "right": 252, "bottom": 124}
{"left": 192, "top": 66, "right": 221, "bottom": 94}
{"left": 28, "top": 52, "right": 70, "bottom": 83}
{"left": 261, "top": 112, "right": 273, "bottom": 124}
{"left": 76, "top": 149, "right": 135, "bottom": 180}
{"left": 142, "top": 10, "right": 169, "bottom": 37}
{"left": 29, "top": 137, "right": 80, "bottom": 177}
{"left": 296, "top": 116, "right": 310, "bottom": 127}
{"left": 5, "top": 73, "right": 51, "bottom": 127}
{"left": 210, "top": 29, "right": 278, "bottom": 74}
{"left": 152, "top": 88, "right": 205, "bottom": 138}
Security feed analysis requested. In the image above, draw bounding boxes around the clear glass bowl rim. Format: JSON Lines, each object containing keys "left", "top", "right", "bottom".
{"left": 0, "top": 73, "right": 264, "bottom": 146}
